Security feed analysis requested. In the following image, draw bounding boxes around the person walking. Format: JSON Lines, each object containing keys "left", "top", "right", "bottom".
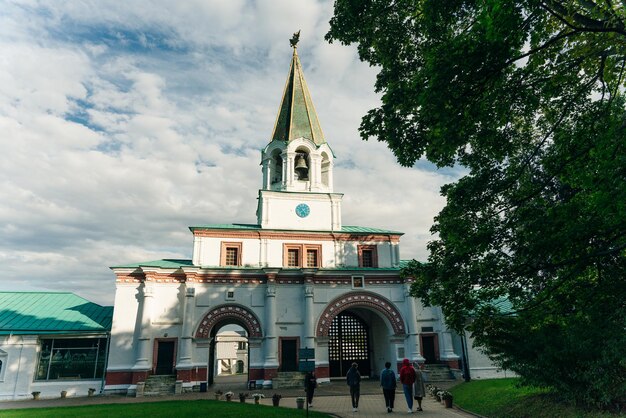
{"left": 380, "top": 361, "right": 397, "bottom": 413}
{"left": 346, "top": 362, "right": 361, "bottom": 412}
{"left": 412, "top": 362, "right": 426, "bottom": 411}
{"left": 399, "top": 358, "right": 417, "bottom": 413}
{"left": 304, "top": 371, "right": 317, "bottom": 407}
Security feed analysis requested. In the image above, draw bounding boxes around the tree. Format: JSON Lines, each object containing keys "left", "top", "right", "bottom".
{"left": 327, "top": 0, "right": 626, "bottom": 409}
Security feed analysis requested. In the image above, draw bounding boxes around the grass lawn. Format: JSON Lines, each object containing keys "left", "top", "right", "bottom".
{"left": 450, "top": 378, "right": 615, "bottom": 418}
{"left": 1, "top": 400, "right": 332, "bottom": 418}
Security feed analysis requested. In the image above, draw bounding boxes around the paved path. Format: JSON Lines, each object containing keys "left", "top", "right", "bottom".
{"left": 263, "top": 393, "right": 476, "bottom": 418}
{"left": 0, "top": 379, "right": 476, "bottom": 418}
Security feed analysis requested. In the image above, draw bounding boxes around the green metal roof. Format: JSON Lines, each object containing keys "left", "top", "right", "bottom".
{"left": 110, "top": 259, "right": 195, "bottom": 269}
{"left": 0, "top": 292, "right": 113, "bottom": 335}
{"left": 270, "top": 48, "right": 325, "bottom": 145}
{"left": 189, "top": 224, "right": 403, "bottom": 235}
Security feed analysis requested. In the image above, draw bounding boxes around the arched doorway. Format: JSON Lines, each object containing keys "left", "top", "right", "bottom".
{"left": 317, "top": 292, "right": 407, "bottom": 379}
{"left": 329, "top": 311, "right": 371, "bottom": 377}
{"left": 209, "top": 324, "right": 248, "bottom": 385}
{"left": 195, "top": 304, "right": 262, "bottom": 386}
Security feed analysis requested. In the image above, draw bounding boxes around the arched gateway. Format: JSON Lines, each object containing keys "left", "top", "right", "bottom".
{"left": 195, "top": 304, "right": 261, "bottom": 385}
{"left": 318, "top": 292, "right": 407, "bottom": 377}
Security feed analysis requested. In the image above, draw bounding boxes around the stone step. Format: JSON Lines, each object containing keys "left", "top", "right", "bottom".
{"left": 144, "top": 375, "right": 176, "bottom": 395}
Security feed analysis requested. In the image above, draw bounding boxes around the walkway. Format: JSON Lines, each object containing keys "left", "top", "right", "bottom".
{"left": 0, "top": 378, "right": 476, "bottom": 418}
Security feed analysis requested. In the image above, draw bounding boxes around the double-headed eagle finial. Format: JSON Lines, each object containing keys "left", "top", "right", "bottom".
{"left": 290, "top": 30, "right": 301, "bottom": 49}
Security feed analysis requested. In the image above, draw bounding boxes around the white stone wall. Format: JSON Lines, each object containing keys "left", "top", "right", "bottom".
{"left": 107, "top": 284, "right": 142, "bottom": 373}
{"left": 465, "top": 334, "right": 517, "bottom": 379}
{"left": 0, "top": 335, "right": 104, "bottom": 401}
{"left": 257, "top": 190, "right": 343, "bottom": 231}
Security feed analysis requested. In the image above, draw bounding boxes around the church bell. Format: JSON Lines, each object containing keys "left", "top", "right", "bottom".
{"left": 295, "top": 155, "right": 309, "bottom": 179}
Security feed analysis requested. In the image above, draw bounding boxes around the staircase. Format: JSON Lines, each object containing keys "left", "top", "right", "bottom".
{"left": 423, "top": 364, "right": 455, "bottom": 382}
{"left": 144, "top": 375, "right": 176, "bottom": 396}
{"left": 272, "top": 371, "right": 305, "bottom": 389}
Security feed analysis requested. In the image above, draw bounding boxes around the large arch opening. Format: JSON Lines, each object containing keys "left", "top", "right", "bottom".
{"left": 318, "top": 292, "right": 406, "bottom": 379}
{"left": 329, "top": 311, "right": 370, "bottom": 377}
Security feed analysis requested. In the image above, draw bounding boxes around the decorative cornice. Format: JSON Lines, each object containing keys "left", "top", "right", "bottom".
{"left": 192, "top": 229, "right": 400, "bottom": 243}
{"left": 195, "top": 305, "right": 263, "bottom": 339}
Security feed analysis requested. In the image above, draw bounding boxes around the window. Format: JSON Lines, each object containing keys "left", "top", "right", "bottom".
{"left": 225, "top": 248, "right": 238, "bottom": 266}
{"left": 358, "top": 245, "right": 378, "bottom": 268}
{"left": 238, "top": 341, "right": 247, "bottom": 350}
{"left": 287, "top": 248, "right": 300, "bottom": 267}
{"left": 220, "top": 242, "right": 242, "bottom": 266}
{"left": 226, "top": 290, "right": 235, "bottom": 300}
{"left": 283, "top": 244, "right": 322, "bottom": 268}
{"left": 361, "top": 250, "right": 373, "bottom": 267}
{"left": 306, "top": 249, "right": 318, "bottom": 267}
{"left": 36, "top": 338, "right": 107, "bottom": 381}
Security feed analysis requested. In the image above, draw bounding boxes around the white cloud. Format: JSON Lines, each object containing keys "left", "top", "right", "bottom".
{"left": 0, "top": 1, "right": 454, "bottom": 306}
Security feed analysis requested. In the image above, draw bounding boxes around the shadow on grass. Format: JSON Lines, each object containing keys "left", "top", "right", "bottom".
{"left": 450, "top": 379, "right": 616, "bottom": 418}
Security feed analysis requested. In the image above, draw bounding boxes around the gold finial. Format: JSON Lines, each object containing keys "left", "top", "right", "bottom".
{"left": 290, "top": 30, "right": 301, "bottom": 49}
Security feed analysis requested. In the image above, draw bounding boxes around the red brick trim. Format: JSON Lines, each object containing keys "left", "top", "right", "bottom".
{"left": 176, "top": 367, "right": 207, "bottom": 382}
{"left": 106, "top": 371, "right": 133, "bottom": 385}
{"left": 132, "top": 370, "right": 149, "bottom": 384}
{"left": 249, "top": 368, "right": 264, "bottom": 381}
{"left": 315, "top": 366, "right": 330, "bottom": 378}
{"left": 263, "top": 368, "right": 279, "bottom": 380}
{"left": 195, "top": 304, "right": 263, "bottom": 339}
{"left": 316, "top": 292, "right": 405, "bottom": 337}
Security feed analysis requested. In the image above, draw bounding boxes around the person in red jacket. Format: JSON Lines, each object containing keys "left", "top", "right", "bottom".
{"left": 399, "top": 358, "right": 417, "bottom": 413}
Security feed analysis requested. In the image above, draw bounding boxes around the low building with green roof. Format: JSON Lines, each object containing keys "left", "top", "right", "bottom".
{"left": 0, "top": 292, "right": 112, "bottom": 400}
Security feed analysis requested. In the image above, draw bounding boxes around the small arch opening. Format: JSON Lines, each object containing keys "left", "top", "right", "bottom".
{"left": 321, "top": 152, "right": 331, "bottom": 187}
{"left": 294, "top": 148, "right": 310, "bottom": 181}
{"left": 270, "top": 150, "right": 283, "bottom": 185}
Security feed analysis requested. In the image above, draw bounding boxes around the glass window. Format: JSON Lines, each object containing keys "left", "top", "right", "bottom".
{"left": 287, "top": 249, "right": 300, "bottom": 267}
{"left": 225, "top": 247, "right": 239, "bottom": 266}
{"left": 306, "top": 249, "right": 318, "bottom": 267}
{"left": 36, "top": 338, "right": 107, "bottom": 381}
{"left": 361, "top": 250, "right": 373, "bottom": 267}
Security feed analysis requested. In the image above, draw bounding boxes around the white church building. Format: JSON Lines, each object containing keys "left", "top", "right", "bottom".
{"left": 104, "top": 42, "right": 499, "bottom": 395}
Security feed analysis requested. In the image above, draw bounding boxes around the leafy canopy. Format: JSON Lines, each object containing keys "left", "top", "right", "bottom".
{"left": 327, "top": 0, "right": 626, "bottom": 409}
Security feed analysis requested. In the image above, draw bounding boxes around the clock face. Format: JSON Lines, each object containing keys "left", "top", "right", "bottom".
{"left": 295, "top": 203, "right": 310, "bottom": 218}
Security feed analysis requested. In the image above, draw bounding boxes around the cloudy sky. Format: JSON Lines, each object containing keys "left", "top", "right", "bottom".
{"left": 0, "top": 1, "right": 459, "bottom": 306}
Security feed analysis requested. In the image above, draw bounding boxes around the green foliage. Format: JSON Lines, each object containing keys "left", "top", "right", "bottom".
{"left": 328, "top": 0, "right": 626, "bottom": 409}
{"left": 451, "top": 378, "right": 616, "bottom": 418}
{"left": 1, "top": 400, "right": 332, "bottom": 418}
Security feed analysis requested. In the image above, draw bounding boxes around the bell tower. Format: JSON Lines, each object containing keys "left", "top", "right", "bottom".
{"left": 257, "top": 34, "right": 343, "bottom": 231}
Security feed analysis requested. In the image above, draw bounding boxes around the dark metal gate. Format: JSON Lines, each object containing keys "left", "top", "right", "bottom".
{"left": 329, "top": 311, "right": 371, "bottom": 377}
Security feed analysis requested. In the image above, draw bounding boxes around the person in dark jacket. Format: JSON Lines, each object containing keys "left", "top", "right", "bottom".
{"left": 399, "top": 358, "right": 417, "bottom": 413}
{"left": 380, "top": 361, "right": 397, "bottom": 413}
{"left": 346, "top": 362, "right": 361, "bottom": 412}
{"left": 304, "top": 371, "right": 317, "bottom": 407}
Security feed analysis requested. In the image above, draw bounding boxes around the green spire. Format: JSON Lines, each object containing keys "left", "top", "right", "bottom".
{"left": 270, "top": 38, "right": 325, "bottom": 145}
